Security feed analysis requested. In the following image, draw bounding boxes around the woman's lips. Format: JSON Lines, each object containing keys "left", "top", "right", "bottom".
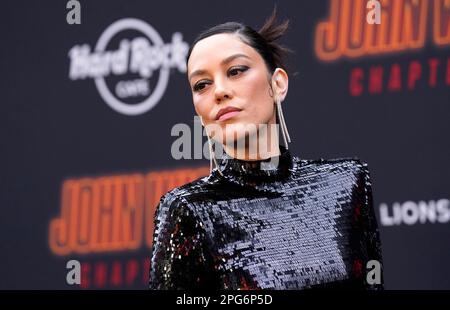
{"left": 217, "top": 110, "right": 241, "bottom": 121}
{"left": 215, "top": 106, "right": 242, "bottom": 121}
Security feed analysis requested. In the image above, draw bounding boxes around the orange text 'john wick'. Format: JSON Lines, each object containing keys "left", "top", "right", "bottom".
{"left": 48, "top": 167, "right": 209, "bottom": 256}
{"left": 315, "top": 0, "right": 450, "bottom": 61}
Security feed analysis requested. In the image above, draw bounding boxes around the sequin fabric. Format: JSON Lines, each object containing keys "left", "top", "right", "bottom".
{"left": 149, "top": 146, "right": 383, "bottom": 290}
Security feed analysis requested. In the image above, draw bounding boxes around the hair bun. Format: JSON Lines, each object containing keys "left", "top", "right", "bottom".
{"left": 258, "top": 5, "right": 290, "bottom": 44}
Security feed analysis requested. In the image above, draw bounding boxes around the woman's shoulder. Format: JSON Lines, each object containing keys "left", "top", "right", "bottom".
{"left": 291, "top": 156, "right": 372, "bottom": 188}
{"left": 155, "top": 173, "right": 214, "bottom": 213}
{"left": 155, "top": 157, "right": 373, "bottom": 211}
{"left": 293, "top": 156, "right": 371, "bottom": 174}
{"left": 294, "top": 155, "right": 368, "bottom": 166}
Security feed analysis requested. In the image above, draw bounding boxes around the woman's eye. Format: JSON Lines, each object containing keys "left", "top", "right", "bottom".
{"left": 192, "top": 67, "right": 248, "bottom": 92}
{"left": 193, "top": 81, "right": 208, "bottom": 92}
{"left": 228, "top": 66, "right": 248, "bottom": 76}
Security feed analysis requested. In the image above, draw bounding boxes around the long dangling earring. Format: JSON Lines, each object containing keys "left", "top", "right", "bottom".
{"left": 275, "top": 97, "right": 292, "bottom": 149}
{"left": 202, "top": 118, "right": 224, "bottom": 177}
{"left": 207, "top": 135, "right": 224, "bottom": 177}
{"left": 206, "top": 135, "right": 214, "bottom": 173}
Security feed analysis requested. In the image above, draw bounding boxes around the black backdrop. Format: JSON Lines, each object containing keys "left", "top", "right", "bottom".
{"left": 1, "top": 0, "right": 449, "bottom": 289}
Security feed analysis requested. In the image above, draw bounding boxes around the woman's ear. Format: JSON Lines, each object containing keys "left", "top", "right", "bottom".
{"left": 271, "top": 68, "right": 289, "bottom": 102}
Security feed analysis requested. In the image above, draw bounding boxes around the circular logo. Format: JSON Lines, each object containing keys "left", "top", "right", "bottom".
{"left": 94, "top": 18, "right": 169, "bottom": 116}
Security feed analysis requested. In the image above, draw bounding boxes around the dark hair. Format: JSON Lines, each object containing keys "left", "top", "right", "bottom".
{"left": 186, "top": 6, "right": 293, "bottom": 75}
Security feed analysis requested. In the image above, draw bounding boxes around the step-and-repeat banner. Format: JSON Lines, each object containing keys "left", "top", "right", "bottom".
{"left": 1, "top": 0, "right": 449, "bottom": 289}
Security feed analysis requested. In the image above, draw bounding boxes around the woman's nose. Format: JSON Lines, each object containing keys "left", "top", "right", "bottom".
{"left": 214, "top": 78, "right": 232, "bottom": 102}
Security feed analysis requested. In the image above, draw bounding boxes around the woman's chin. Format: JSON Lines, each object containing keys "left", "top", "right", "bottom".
{"left": 222, "top": 134, "right": 258, "bottom": 149}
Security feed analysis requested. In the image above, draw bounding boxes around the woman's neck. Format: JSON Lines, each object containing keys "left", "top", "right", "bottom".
{"left": 223, "top": 122, "right": 281, "bottom": 161}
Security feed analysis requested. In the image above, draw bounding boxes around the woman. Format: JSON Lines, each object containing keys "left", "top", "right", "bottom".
{"left": 149, "top": 10, "right": 383, "bottom": 290}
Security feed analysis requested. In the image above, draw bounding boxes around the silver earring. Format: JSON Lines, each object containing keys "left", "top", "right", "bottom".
{"left": 207, "top": 135, "right": 214, "bottom": 173}
{"left": 205, "top": 129, "right": 224, "bottom": 177}
{"left": 207, "top": 136, "right": 225, "bottom": 177}
{"left": 276, "top": 97, "right": 292, "bottom": 149}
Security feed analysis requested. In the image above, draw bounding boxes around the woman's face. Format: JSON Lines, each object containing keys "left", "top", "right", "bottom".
{"left": 187, "top": 33, "right": 281, "bottom": 147}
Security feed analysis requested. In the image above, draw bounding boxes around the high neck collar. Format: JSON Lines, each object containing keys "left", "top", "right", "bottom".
{"left": 213, "top": 145, "right": 294, "bottom": 193}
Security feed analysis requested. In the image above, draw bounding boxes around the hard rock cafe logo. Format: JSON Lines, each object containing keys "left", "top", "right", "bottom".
{"left": 68, "top": 18, "right": 189, "bottom": 115}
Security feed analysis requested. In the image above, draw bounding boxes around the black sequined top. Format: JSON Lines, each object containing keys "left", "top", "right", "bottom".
{"left": 149, "top": 146, "right": 383, "bottom": 290}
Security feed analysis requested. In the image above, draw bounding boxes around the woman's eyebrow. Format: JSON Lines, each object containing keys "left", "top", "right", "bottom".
{"left": 220, "top": 53, "right": 250, "bottom": 65}
{"left": 189, "top": 53, "right": 250, "bottom": 82}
